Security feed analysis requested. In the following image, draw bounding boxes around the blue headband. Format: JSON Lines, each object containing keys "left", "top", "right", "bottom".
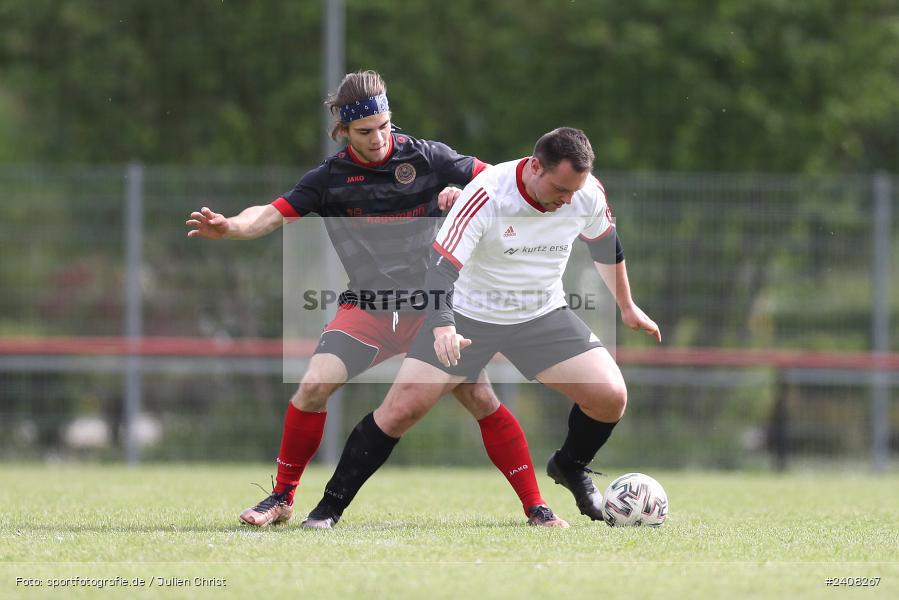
{"left": 339, "top": 94, "right": 390, "bottom": 124}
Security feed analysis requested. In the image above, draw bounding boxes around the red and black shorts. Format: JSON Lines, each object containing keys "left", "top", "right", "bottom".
{"left": 313, "top": 306, "right": 426, "bottom": 380}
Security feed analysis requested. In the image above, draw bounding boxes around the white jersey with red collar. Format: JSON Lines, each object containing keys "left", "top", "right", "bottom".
{"left": 432, "top": 158, "right": 614, "bottom": 325}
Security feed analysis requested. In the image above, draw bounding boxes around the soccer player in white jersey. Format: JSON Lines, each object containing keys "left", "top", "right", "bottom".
{"left": 303, "top": 127, "right": 660, "bottom": 528}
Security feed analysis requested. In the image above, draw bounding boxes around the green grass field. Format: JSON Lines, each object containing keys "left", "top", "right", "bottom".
{"left": 1, "top": 464, "right": 897, "bottom": 599}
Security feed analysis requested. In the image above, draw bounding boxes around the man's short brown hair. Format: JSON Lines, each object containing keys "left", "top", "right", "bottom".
{"left": 533, "top": 127, "right": 594, "bottom": 172}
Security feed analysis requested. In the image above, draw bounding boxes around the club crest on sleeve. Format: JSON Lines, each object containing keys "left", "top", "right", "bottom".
{"left": 394, "top": 163, "right": 416, "bottom": 185}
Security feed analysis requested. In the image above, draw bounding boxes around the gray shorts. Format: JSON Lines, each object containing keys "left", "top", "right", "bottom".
{"left": 406, "top": 307, "right": 603, "bottom": 381}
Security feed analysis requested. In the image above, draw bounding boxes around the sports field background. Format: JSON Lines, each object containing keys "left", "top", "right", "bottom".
{"left": 2, "top": 2, "right": 899, "bottom": 599}
{"left": 1, "top": 2, "right": 896, "bottom": 470}
{"left": 2, "top": 464, "right": 898, "bottom": 599}
{"left": 2, "top": 167, "right": 896, "bottom": 471}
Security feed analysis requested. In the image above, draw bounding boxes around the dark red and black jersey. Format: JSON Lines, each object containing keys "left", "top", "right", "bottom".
{"left": 273, "top": 133, "right": 487, "bottom": 308}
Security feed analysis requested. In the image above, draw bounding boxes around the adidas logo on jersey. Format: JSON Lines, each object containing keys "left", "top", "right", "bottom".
{"left": 503, "top": 226, "right": 516, "bottom": 238}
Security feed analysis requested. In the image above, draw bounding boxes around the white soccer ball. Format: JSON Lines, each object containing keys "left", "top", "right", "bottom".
{"left": 601, "top": 472, "right": 668, "bottom": 527}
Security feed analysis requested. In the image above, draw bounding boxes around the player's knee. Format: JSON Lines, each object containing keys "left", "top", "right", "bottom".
{"left": 382, "top": 384, "right": 431, "bottom": 430}
{"left": 579, "top": 381, "right": 627, "bottom": 421}
{"left": 605, "top": 381, "right": 628, "bottom": 419}
{"left": 469, "top": 383, "right": 498, "bottom": 406}
{"left": 293, "top": 374, "right": 339, "bottom": 411}
{"left": 388, "top": 406, "right": 425, "bottom": 431}
{"left": 454, "top": 383, "right": 499, "bottom": 419}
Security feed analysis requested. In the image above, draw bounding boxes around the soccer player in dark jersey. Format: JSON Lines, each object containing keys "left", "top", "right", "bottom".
{"left": 186, "top": 71, "right": 566, "bottom": 529}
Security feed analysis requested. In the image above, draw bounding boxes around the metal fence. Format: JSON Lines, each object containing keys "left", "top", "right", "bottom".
{"left": 0, "top": 165, "right": 895, "bottom": 470}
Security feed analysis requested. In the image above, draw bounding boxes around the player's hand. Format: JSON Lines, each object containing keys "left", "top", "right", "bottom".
{"left": 621, "top": 304, "right": 662, "bottom": 343}
{"left": 186, "top": 207, "right": 230, "bottom": 240}
{"left": 433, "top": 325, "right": 472, "bottom": 367}
{"left": 437, "top": 187, "right": 462, "bottom": 211}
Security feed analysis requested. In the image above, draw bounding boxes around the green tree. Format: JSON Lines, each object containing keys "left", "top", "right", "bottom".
{"left": 1, "top": 0, "right": 897, "bottom": 172}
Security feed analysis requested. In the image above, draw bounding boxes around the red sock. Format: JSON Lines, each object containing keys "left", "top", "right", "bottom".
{"left": 478, "top": 404, "right": 544, "bottom": 514}
{"left": 274, "top": 404, "right": 327, "bottom": 503}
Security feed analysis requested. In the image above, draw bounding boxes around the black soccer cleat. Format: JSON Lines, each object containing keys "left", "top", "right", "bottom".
{"left": 546, "top": 450, "right": 605, "bottom": 521}
{"left": 301, "top": 502, "right": 342, "bottom": 529}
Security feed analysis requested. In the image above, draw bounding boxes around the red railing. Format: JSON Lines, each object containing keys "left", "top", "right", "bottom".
{"left": 1, "top": 336, "right": 897, "bottom": 370}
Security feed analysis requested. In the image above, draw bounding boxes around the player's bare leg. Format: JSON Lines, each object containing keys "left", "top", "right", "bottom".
{"left": 537, "top": 347, "right": 627, "bottom": 421}
{"left": 372, "top": 358, "right": 461, "bottom": 435}
{"left": 452, "top": 371, "right": 500, "bottom": 419}
{"left": 303, "top": 360, "right": 567, "bottom": 529}
{"left": 292, "top": 353, "right": 348, "bottom": 410}
{"left": 239, "top": 354, "right": 348, "bottom": 527}
{"left": 300, "top": 358, "right": 452, "bottom": 528}
{"left": 538, "top": 347, "right": 627, "bottom": 522}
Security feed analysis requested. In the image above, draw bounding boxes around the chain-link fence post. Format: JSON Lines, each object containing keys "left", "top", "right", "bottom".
{"left": 871, "top": 173, "right": 892, "bottom": 472}
{"left": 123, "top": 163, "right": 144, "bottom": 465}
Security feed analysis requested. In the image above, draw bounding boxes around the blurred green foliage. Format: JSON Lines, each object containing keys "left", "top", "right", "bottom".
{"left": 0, "top": 1, "right": 897, "bottom": 465}
{"left": 0, "top": 0, "right": 897, "bottom": 172}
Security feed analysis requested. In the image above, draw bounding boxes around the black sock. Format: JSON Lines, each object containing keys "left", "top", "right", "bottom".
{"left": 557, "top": 404, "right": 618, "bottom": 468}
{"left": 315, "top": 412, "right": 399, "bottom": 517}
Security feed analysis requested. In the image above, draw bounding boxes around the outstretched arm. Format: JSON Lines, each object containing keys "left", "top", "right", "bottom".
{"left": 186, "top": 204, "right": 284, "bottom": 240}
{"left": 594, "top": 259, "right": 661, "bottom": 343}
{"left": 583, "top": 229, "right": 661, "bottom": 342}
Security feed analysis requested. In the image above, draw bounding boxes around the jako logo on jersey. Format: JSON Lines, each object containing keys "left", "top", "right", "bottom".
{"left": 394, "top": 163, "right": 416, "bottom": 184}
{"left": 503, "top": 225, "right": 516, "bottom": 238}
{"left": 508, "top": 464, "right": 529, "bottom": 477}
{"left": 347, "top": 175, "right": 365, "bottom": 183}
